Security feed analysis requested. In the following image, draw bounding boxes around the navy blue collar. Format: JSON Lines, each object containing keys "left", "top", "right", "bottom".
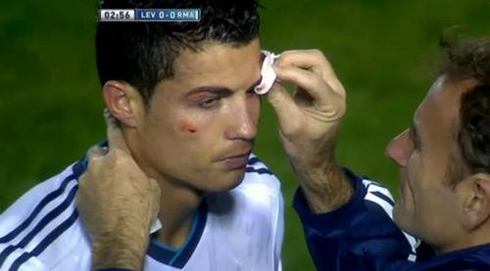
{"left": 72, "top": 158, "right": 87, "bottom": 180}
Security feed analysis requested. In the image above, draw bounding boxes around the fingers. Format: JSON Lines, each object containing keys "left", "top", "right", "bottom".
{"left": 266, "top": 62, "right": 337, "bottom": 134}
{"left": 276, "top": 49, "right": 329, "bottom": 70}
{"left": 265, "top": 49, "right": 347, "bottom": 139}
{"left": 265, "top": 82, "right": 303, "bottom": 134}
{"left": 275, "top": 50, "right": 345, "bottom": 97}
{"left": 149, "top": 178, "right": 161, "bottom": 223}
{"left": 274, "top": 65, "right": 332, "bottom": 105}
{"left": 103, "top": 108, "right": 130, "bottom": 153}
{"left": 86, "top": 145, "right": 108, "bottom": 162}
{"left": 103, "top": 108, "right": 118, "bottom": 129}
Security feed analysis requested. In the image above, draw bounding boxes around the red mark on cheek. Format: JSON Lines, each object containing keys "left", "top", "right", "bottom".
{"left": 179, "top": 119, "right": 198, "bottom": 134}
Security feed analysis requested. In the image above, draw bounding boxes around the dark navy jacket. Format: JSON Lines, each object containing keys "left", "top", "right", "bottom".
{"left": 293, "top": 169, "right": 490, "bottom": 270}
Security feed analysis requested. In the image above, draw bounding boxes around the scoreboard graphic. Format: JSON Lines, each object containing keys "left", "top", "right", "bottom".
{"left": 99, "top": 9, "right": 201, "bottom": 22}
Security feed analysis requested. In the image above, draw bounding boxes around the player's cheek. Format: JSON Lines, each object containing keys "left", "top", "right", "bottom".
{"left": 178, "top": 118, "right": 199, "bottom": 135}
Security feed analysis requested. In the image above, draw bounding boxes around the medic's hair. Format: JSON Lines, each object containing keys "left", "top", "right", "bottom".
{"left": 438, "top": 35, "right": 490, "bottom": 185}
{"left": 96, "top": 0, "right": 261, "bottom": 105}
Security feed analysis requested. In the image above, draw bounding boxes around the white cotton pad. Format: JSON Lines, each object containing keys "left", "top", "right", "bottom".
{"left": 151, "top": 218, "right": 163, "bottom": 232}
{"left": 254, "top": 50, "right": 280, "bottom": 95}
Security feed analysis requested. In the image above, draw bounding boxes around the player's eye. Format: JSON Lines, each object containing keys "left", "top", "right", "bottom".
{"left": 198, "top": 97, "right": 220, "bottom": 109}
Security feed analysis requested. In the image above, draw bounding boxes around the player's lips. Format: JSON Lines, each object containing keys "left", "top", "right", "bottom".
{"left": 218, "top": 151, "right": 251, "bottom": 170}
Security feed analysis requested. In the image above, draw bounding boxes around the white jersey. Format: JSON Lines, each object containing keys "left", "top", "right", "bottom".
{"left": 0, "top": 154, "right": 284, "bottom": 271}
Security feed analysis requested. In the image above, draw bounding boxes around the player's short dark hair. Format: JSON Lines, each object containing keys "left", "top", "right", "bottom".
{"left": 96, "top": 0, "right": 261, "bottom": 105}
{"left": 438, "top": 36, "right": 490, "bottom": 185}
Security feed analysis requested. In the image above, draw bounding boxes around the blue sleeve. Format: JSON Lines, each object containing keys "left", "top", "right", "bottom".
{"left": 293, "top": 169, "right": 419, "bottom": 271}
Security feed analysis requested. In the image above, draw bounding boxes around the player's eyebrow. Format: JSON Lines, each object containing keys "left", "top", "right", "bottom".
{"left": 410, "top": 122, "right": 422, "bottom": 150}
{"left": 185, "top": 86, "right": 232, "bottom": 97}
{"left": 185, "top": 78, "right": 263, "bottom": 97}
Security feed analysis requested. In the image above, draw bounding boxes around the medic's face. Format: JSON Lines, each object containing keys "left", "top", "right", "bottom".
{"left": 131, "top": 39, "right": 263, "bottom": 192}
{"left": 387, "top": 76, "right": 479, "bottom": 253}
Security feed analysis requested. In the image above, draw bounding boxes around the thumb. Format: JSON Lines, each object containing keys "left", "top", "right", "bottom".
{"left": 86, "top": 145, "right": 108, "bottom": 162}
{"left": 265, "top": 81, "right": 301, "bottom": 135}
{"left": 149, "top": 178, "right": 161, "bottom": 223}
{"left": 103, "top": 108, "right": 131, "bottom": 153}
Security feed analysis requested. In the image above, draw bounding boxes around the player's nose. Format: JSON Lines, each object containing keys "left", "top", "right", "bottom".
{"left": 386, "top": 129, "right": 410, "bottom": 167}
{"left": 226, "top": 101, "right": 258, "bottom": 141}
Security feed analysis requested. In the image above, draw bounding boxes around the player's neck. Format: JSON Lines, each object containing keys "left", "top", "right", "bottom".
{"left": 137, "top": 162, "right": 203, "bottom": 249}
{"left": 133, "top": 159, "right": 203, "bottom": 248}
{"left": 154, "top": 177, "right": 204, "bottom": 249}
{"left": 123, "top": 132, "right": 204, "bottom": 248}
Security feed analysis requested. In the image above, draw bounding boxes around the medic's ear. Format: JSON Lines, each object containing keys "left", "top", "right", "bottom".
{"left": 102, "top": 81, "right": 144, "bottom": 128}
{"left": 461, "top": 173, "right": 490, "bottom": 231}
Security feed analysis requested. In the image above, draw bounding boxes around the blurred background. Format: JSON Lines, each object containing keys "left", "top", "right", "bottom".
{"left": 0, "top": 0, "right": 488, "bottom": 270}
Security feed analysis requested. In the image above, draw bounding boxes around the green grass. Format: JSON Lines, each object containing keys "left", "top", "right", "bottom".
{"left": 0, "top": 0, "right": 488, "bottom": 270}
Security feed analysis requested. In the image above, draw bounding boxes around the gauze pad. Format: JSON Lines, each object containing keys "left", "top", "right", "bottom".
{"left": 254, "top": 50, "right": 280, "bottom": 95}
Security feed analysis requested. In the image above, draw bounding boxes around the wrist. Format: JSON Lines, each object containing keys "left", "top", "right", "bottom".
{"left": 296, "top": 163, "right": 353, "bottom": 213}
{"left": 91, "top": 228, "right": 149, "bottom": 271}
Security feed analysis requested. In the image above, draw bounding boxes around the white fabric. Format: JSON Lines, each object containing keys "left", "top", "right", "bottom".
{"left": 362, "top": 179, "right": 420, "bottom": 261}
{"left": 0, "top": 154, "right": 283, "bottom": 271}
{"left": 255, "top": 50, "right": 280, "bottom": 95}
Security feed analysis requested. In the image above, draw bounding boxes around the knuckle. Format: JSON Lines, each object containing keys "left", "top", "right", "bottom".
{"left": 110, "top": 149, "right": 128, "bottom": 166}
{"left": 111, "top": 148, "right": 123, "bottom": 157}
{"left": 269, "top": 91, "right": 286, "bottom": 105}
{"left": 312, "top": 74, "right": 325, "bottom": 87}
{"left": 275, "top": 55, "right": 287, "bottom": 67}
{"left": 86, "top": 158, "right": 100, "bottom": 171}
{"left": 283, "top": 122, "right": 302, "bottom": 137}
{"left": 336, "top": 107, "right": 346, "bottom": 119}
{"left": 310, "top": 48, "right": 322, "bottom": 55}
{"left": 276, "top": 50, "right": 296, "bottom": 65}
{"left": 310, "top": 49, "right": 324, "bottom": 58}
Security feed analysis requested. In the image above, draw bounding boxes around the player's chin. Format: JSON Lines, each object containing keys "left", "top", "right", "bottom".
{"left": 207, "top": 169, "right": 246, "bottom": 192}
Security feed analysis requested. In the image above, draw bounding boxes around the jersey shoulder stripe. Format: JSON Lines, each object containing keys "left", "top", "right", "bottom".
{"left": 0, "top": 185, "right": 79, "bottom": 268}
{"left": 362, "top": 180, "right": 395, "bottom": 211}
{"left": 245, "top": 167, "right": 273, "bottom": 176}
{"left": 371, "top": 191, "right": 394, "bottom": 206}
{"left": 245, "top": 154, "right": 274, "bottom": 176}
{"left": 9, "top": 209, "right": 79, "bottom": 271}
{"left": 361, "top": 178, "right": 420, "bottom": 260}
{"left": 0, "top": 160, "right": 85, "bottom": 271}
{"left": 247, "top": 156, "right": 261, "bottom": 166}
{"left": 0, "top": 172, "right": 75, "bottom": 243}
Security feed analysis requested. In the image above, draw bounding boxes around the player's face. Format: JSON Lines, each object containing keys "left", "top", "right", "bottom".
{"left": 132, "top": 39, "right": 262, "bottom": 192}
{"left": 386, "top": 76, "right": 477, "bottom": 253}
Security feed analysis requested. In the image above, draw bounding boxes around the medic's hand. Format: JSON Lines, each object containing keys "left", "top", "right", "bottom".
{"left": 76, "top": 110, "right": 160, "bottom": 270}
{"left": 266, "top": 50, "right": 352, "bottom": 213}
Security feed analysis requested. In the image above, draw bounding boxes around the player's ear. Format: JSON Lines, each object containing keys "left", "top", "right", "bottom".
{"left": 102, "top": 80, "right": 145, "bottom": 128}
{"left": 460, "top": 173, "right": 490, "bottom": 231}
